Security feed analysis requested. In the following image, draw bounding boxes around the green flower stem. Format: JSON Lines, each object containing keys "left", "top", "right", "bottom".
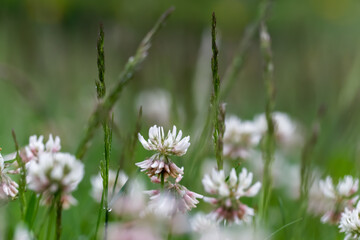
{"left": 258, "top": 20, "right": 276, "bottom": 221}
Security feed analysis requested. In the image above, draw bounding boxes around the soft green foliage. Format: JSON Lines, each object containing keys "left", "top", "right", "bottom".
{"left": 1, "top": 0, "right": 360, "bottom": 239}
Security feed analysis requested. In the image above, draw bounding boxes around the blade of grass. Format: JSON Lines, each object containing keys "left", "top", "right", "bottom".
{"left": 25, "top": 192, "right": 41, "bottom": 230}
{"left": 75, "top": 7, "right": 175, "bottom": 160}
{"left": 211, "top": 12, "right": 225, "bottom": 170}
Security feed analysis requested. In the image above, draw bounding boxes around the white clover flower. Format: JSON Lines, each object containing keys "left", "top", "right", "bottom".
{"left": 90, "top": 170, "right": 128, "bottom": 203}
{"left": 318, "top": 175, "right": 359, "bottom": 224}
{"left": 136, "top": 154, "right": 184, "bottom": 181}
{"left": 136, "top": 89, "right": 171, "bottom": 126}
{"left": 0, "top": 153, "right": 19, "bottom": 199}
{"left": 223, "top": 115, "right": 262, "bottom": 159}
{"left": 202, "top": 168, "right": 261, "bottom": 224}
{"left": 27, "top": 152, "right": 84, "bottom": 209}
{"left": 22, "top": 134, "right": 61, "bottom": 163}
{"left": 254, "top": 112, "right": 303, "bottom": 149}
{"left": 138, "top": 125, "right": 190, "bottom": 157}
{"left": 339, "top": 201, "right": 360, "bottom": 240}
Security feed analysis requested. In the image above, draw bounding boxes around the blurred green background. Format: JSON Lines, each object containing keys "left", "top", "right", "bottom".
{"left": 1, "top": 0, "right": 360, "bottom": 239}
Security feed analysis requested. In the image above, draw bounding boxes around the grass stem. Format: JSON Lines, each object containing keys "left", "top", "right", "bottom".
{"left": 55, "top": 195, "right": 63, "bottom": 240}
{"left": 210, "top": 12, "right": 224, "bottom": 170}
{"left": 258, "top": 20, "right": 276, "bottom": 221}
{"left": 75, "top": 7, "right": 174, "bottom": 160}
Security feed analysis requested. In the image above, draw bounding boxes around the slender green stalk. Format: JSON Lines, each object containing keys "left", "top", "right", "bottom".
{"left": 75, "top": 7, "right": 175, "bottom": 160}
{"left": 11, "top": 130, "right": 26, "bottom": 220}
{"left": 102, "top": 117, "right": 112, "bottom": 240}
{"left": 96, "top": 23, "right": 106, "bottom": 100}
{"left": 55, "top": 194, "right": 63, "bottom": 240}
{"left": 258, "top": 21, "right": 276, "bottom": 221}
{"left": 300, "top": 115, "right": 322, "bottom": 202}
{"left": 188, "top": 0, "right": 271, "bottom": 176}
{"left": 211, "top": 12, "right": 224, "bottom": 170}
{"left": 295, "top": 107, "right": 325, "bottom": 240}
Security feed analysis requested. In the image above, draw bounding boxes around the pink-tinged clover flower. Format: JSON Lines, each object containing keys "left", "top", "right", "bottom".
{"left": 136, "top": 125, "right": 189, "bottom": 182}
{"left": 22, "top": 134, "right": 61, "bottom": 163}
{"left": 0, "top": 153, "right": 19, "bottom": 199}
{"left": 202, "top": 168, "right": 261, "bottom": 224}
{"left": 136, "top": 154, "right": 184, "bottom": 180}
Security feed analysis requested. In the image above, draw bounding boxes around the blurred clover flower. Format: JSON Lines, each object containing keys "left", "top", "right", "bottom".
{"left": 27, "top": 151, "right": 84, "bottom": 209}
{"left": 22, "top": 134, "right": 61, "bottom": 163}
{"left": 145, "top": 181, "right": 202, "bottom": 214}
{"left": 223, "top": 115, "right": 262, "bottom": 159}
{"left": 202, "top": 168, "right": 261, "bottom": 224}
{"left": 0, "top": 153, "right": 19, "bottom": 199}
{"left": 339, "top": 201, "right": 360, "bottom": 240}
{"left": 90, "top": 169, "right": 128, "bottom": 203}
{"left": 319, "top": 175, "right": 359, "bottom": 224}
{"left": 137, "top": 125, "right": 189, "bottom": 181}
{"left": 254, "top": 112, "right": 304, "bottom": 149}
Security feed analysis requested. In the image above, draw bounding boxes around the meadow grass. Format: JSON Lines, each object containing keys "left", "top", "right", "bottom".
{"left": 1, "top": 2, "right": 360, "bottom": 240}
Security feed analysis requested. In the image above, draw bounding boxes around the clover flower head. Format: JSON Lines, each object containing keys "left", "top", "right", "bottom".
{"left": 339, "top": 201, "right": 360, "bottom": 240}
{"left": 27, "top": 152, "right": 84, "bottom": 208}
{"left": 136, "top": 154, "right": 184, "bottom": 181}
{"left": 223, "top": 116, "right": 262, "bottom": 159}
{"left": 202, "top": 168, "right": 261, "bottom": 224}
{"left": 138, "top": 125, "right": 190, "bottom": 156}
{"left": 0, "top": 153, "right": 19, "bottom": 199}
{"left": 23, "top": 134, "right": 61, "bottom": 163}
{"left": 319, "top": 175, "right": 359, "bottom": 224}
{"left": 90, "top": 170, "right": 128, "bottom": 203}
